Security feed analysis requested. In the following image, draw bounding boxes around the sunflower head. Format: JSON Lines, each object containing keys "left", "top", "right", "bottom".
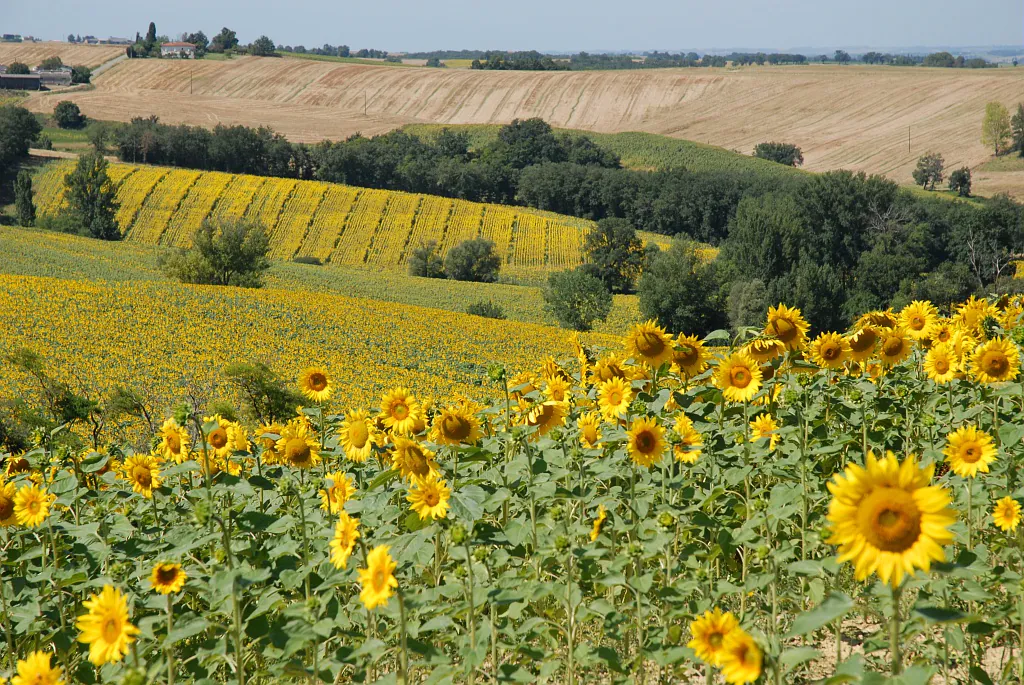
{"left": 525, "top": 401, "right": 568, "bottom": 441}
{"left": 149, "top": 563, "right": 187, "bottom": 595}
{"left": 407, "top": 472, "right": 451, "bottom": 521}
{"left": 0, "top": 480, "right": 16, "bottom": 527}
{"left": 299, "top": 367, "right": 332, "bottom": 403}
{"left": 673, "top": 414, "right": 703, "bottom": 464}
{"left": 320, "top": 471, "right": 357, "bottom": 514}
{"left": 597, "top": 377, "right": 633, "bottom": 420}
{"left": 764, "top": 304, "right": 810, "bottom": 351}
{"left": 993, "top": 497, "right": 1022, "bottom": 533}
{"left": 827, "top": 451, "right": 956, "bottom": 587}
{"left": 380, "top": 388, "right": 423, "bottom": 435}
{"left": 970, "top": 337, "right": 1020, "bottom": 384}
{"left": 742, "top": 337, "right": 786, "bottom": 364}
{"left": 13, "top": 484, "right": 52, "bottom": 528}
{"left": 358, "top": 545, "right": 398, "bottom": 610}
{"left": 578, "top": 412, "right": 603, "bottom": 449}
{"left": 688, "top": 608, "right": 740, "bottom": 666}
{"left": 899, "top": 300, "right": 939, "bottom": 340}
{"left": 857, "top": 309, "right": 898, "bottom": 330}
{"left": 749, "top": 413, "right": 779, "bottom": 450}
{"left": 158, "top": 418, "right": 190, "bottom": 464}
{"left": 75, "top": 585, "right": 140, "bottom": 666}
{"left": 121, "top": 454, "right": 162, "bottom": 499}
{"left": 809, "top": 332, "right": 851, "bottom": 370}
{"left": 430, "top": 401, "right": 482, "bottom": 445}
{"left": 943, "top": 425, "right": 997, "bottom": 479}
{"left": 672, "top": 334, "right": 709, "bottom": 378}
{"left": 719, "top": 629, "right": 763, "bottom": 685}
{"left": 876, "top": 328, "right": 911, "bottom": 366}
{"left": 275, "top": 419, "right": 321, "bottom": 469}
{"left": 626, "top": 320, "right": 675, "bottom": 368}
{"left": 589, "top": 504, "right": 608, "bottom": 542}
{"left": 330, "top": 510, "right": 361, "bottom": 569}
{"left": 12, "top": 650, "right": 63, "bottom": 685}
{"left": 393, "top": 437, "right": 438, "bottom": 481}
{"left": 924, "top": 342, "right": 958, "bottom": 384}
{"left": 339, "top": 409, "right": 375, "bottom": 462}
{"left": 626, "top": 416, "right": 665, "bottom": 469}
{"left": 713, "top": 352, "right": 762, "bottom": 403}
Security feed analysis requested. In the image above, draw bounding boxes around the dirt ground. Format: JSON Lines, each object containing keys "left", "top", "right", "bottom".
{"left": 22, "top": 56, "right": 1024, "bottom": 197}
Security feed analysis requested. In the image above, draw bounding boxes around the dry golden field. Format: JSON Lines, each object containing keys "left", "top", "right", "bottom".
{"left": 23, "top": 56, "right": 1024, "bottom": 195}
{"left": 0, "top": 41, "right": 124, "bottom": 68}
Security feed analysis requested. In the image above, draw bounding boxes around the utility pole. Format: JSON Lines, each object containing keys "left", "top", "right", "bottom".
{"left": 907, "top": 125, "right": 910, "bottom": 154}
{"left": 364, "top": 90, "right": 367, "bottom": 116}
{"left": 190, "top": 67, "right": 193, "bottom": 95}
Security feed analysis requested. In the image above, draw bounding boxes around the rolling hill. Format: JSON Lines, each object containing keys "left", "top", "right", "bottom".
{"left": 0, "top": 41, "right": 124, "bottom": 68}
{"left": 23, "top": 55, "right": 1024, "bottom": 195}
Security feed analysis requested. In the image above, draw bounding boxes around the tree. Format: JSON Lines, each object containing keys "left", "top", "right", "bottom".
{"left": 834, "top": 50, "right": 851, "bottom": 64}
{"left": 183, "top": 31, "right": 209, "bottom": 56}
{"left": 88, "top": 122, "right": 111, "bottom": 153}
{"left": 950, "top": 194, "right": 1022, "bottom": 287}
{"left": 250, "top": 36, "right": 276, "bottom": 57}
{"left": 466, "top": 300, "right": 506, "bottom": 319}
{"left": 159, "top": 218, "right": 271, "bottom": 287}
{"left": 948, "top": 167, "right": 972, "bottom": 197}
{"left": 982, "top": 102, "right": 1011, "bottom": 155}
{"left": 40, "top": 56, "right": 63, "bottom": 70}
{"left": 70, "top": 65, "right": 91, "bottom": 84}
{"left": 444, "top": 238, "right": 501, "bottom": 282}
{"left": 727, "top": 279, "right": 768, "bottom": 330}
{"left": 911, "top": 152, "right": 944, "bottom": 190}
{"left": 1011, "top": 104, "right": 1024, "bottom": 156}
{"left": 7, "top": 61, "right": 29, "bottom": 75}
{"left": 753, "top": 142, "right": 804, "bottom": 166}
{"left": 580, "top": 217, "right": 646, "bottom": 293}
{"left": 543, "top": 268, "right": 613, "bottom": 331}
{"left": 63, "top": 153, "right": 120, "bottom": 240}
{"left": 210, "top": 27, "right": 238, "bottom": 53}
{"left": 53, "top": 100, "right": 86, "bottom": 129}
{"left": 0, "top": 105, "right": 42, "bottom": 168}
{"left": 637, "top": 239, "right": 728, "bottom": 335}
{"left": 223, "top": 361, "right": 304, "bottom": 424}
{"left": 408, "top": 240, "right": 445, "bottom": 278}
{"left": 14, "top": 170, "right": 34, "bottom": 227}
{"left": 67, "top": 34, "right": 76, "bottom": 43}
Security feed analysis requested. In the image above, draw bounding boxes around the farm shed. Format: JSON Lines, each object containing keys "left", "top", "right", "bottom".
{"left": 0, "top": 73, "right": 40, "bottom": 90}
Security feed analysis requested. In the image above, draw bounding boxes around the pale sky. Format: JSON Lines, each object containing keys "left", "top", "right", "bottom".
{"left": 9, "top": 0, "right": 1023, "bottom": 53}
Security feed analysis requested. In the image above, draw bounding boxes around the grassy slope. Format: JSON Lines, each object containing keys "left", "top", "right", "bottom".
{"left": 0, "top": 226, "right": 641, "bottom": 336}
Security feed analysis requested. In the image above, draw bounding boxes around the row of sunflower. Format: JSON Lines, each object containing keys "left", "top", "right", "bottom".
{"left": 2, "top": 295, "right": 1024, "bottom": 683}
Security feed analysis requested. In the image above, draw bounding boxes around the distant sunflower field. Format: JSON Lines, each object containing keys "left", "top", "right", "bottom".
{"left": 3, "top": 296, "right": 1024, "bottom": 684}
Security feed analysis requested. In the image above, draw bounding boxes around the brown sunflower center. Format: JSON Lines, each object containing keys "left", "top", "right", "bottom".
{"left": 441, "top": 414, "right": 472, "bottom": 440}
{"left": 308, "top": 372, "right": 328, "bottom": 391}
{"left": 882, "top": 338, "right": 904, "bottom": 357}
{"left": 637, "top": 331, "right": 666, "bottom": 358}
{"left": 391, "top": 402, "right": 409, "bottom": 421}
{"left": 156, "top": 566, "right": 179, "bottom": 584}
{"left": 730, "top": 366, "right": 751, "bottom": 389}
{"left": 286, "top": 438, "right": 311, "bottom": 464}
{"left": 858, "top": 487, "right": 922, "bottom": 553}
{"left": 132, "top": 466, "right": 152, "bottom": 488}
{"left": 166, "top": 433, "right": 181, "bottom": 453}
{"left": 708, "top": 631, "right": 724, "bottom": 648}
{"left": 934, "top": 359, "right": 949, "bottom": 374}
{"left": 208, "top": 427, "right": 228, "bottom": 450}
{"left": 961, "top": 444, "right": 981, "bottom": 463}
{"left": 8, "top": 458, "right": 29, "bottom": 474}
{"left": 607, "top": 390, "right": 623, "bottom": 406}
{"left": 0, "top": 496, "right": 12, "bottom": 520}
{"left": 938, "top": 330, "right": 951, "bottom": 342}
{"left": 982, "top": 351, "right": 1009, "bottom": 376}
{"left": 909, "top": 315, "right": 924, "bottom": 330}
{"left": 770, "top": 318, "right": 797, "bottom": 344}
{"left": 822, "top": 343, "right": 841, "bottom": 360}
{"left": 675, "top": 346, "right": 698, "bottom": 367}
{"left": 406, "top": 447, "right": 429, "bottom": 476}
{"left": 582, "top": 425, "right": 598, "bottom": 444}
{"left": 635, "top": 430, "right": 656, "bottom": 453}
{"left": 425, "top": 491, "right": 440, "bottom": 507}
{"left": 850, "top": 330, "right": 876, "bottom": 353}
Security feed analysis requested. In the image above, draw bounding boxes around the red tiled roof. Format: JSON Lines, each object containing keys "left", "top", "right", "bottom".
{"left": 161, "top": 42, "right": 196, "bottom": 47}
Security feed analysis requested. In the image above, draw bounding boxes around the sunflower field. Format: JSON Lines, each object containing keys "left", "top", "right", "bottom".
{"left": 4, "top": 296, "right": 1024, "bottom": 684}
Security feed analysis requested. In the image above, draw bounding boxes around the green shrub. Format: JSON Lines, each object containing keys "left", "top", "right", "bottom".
{"left": 543, "top": 268, "right": 612, "bottom": 331}
{"left": 444, "top": 238, "right": 500, "bottom": 283}
{"left": 466, "top": 300, "right": 506, "bottom": 319}
{"left": 159, "top": 218, "right": 270, "bottom": 287}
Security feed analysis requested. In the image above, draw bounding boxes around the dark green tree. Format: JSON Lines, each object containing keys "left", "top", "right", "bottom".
{"left": 0, "top": 105, "right": 41, "bottom": 168}
{"left": 911, "top": 152, "right": 944, "bottom": 190}
{"left": 70, "top": 65, "right": 91, "bottom": 84}
{"left": 491, "top": 118, "right": 566, "bottom": 169}
{"left": 14, "top": 170, "right": 35, "bottom": 227}
{"left": 210, "top": 27, "right": 239, "bottom": 53}
{"left": 637, "top": 239, "right": 727, "bottom": 335}
{"left": 40, "top": 55, "right": 63, "bottom": 70}
{"left": 223, "top": 361, "right": 304, "bottom": 424}
{"left": 250, "top": 36, "right": 277, "bottom": 57}
{"left": 580, "top": 217, "right": 646, "bottom": 293}
{"left": 1011, "top": 103, "right": 1024, "bottom": 156}
{"left": 6, "top": 61, "right": 29, "bottom": 75}
{"left": 752, "top": 142, "right": 804, "bottom": 166}
{"left": 444, "top": 237, "right": 501, "bottom": 282}
{"left": 53, "top": 100, "right": 86, "bottom": 129}
{"left": 159, "top": 218, "right": 271, "bottom": 287}
{"left": 466, "top": 300, "right": 506, "bottom": 319}
{"left": 408, "top": 240, "right": 445, "bottom": 278}
{"left": 948, "top": 167, "right": 972, "bottom": 197}
{"left": 543, "top": 268, "right": 613, "bottom": 331}
{"left": 63, "top": 153, "right": 120, "bottom": 240}
{"left": 727, "top": 279, "right": 769, "bottom": 330}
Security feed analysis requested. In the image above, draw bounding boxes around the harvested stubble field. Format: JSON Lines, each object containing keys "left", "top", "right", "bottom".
{"left": 24, "top": 56, "right": 1024, "bottom": 195}
{"left": 0, "top": 41, "right": 124, "bottom": 68}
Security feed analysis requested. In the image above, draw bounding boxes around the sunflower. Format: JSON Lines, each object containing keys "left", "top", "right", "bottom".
{"left": 229, "top": 423, "right": 249, "bottom": 453}
{"left": 5, "top": 455, "right": 30, "bottom": 478}
{"left": 11, "top": 651, "right": 64, "bottom": 685}
{"left": 993, "top": 497, "right": 1022, "bottom": 532}
{"left": 809, "top": 332, "right": 851, "bottom": 370}
{"left": 954, "top": 295, "right": 996, "bottom": 332}
{"left": 719, "top": 629, "right": 763, "bottom": 685}
{"left": 590, "top": 355, "right": 629, "bottom": 384}
{"left": 0, "top": 479, "right": 17, "bottom": 527}
{"left": 626, "top": 320, "right": 675, "bottom": 368}
{"left": 857, "top": 308, "right": 898, "bottom": 330}
{"left": 626, "top": 416, "right": 665, "bottom": 469}
{"left": 742, "top": 338, "right": 786, "bottom": 364}
{"left": 673, "top": 414, "right": 703, "bottom": 464}
{"left": 120, "top": 454, "right": 162, "bottom": 499}
{"left": 76, "top": 585, "right": 139, "bottom": 666}
{"left": 256, "top": 422, "right": 285, "bottom": 464}
{"left": 275, "top": 419, "right": 321, "bottom": 469}
{"left": 13, "top": 484, "right": 51, "bottom": 528}
{"left": 338, "top": 409, "right": 375, "bottom": 462}
{"left": 667, "top": 337, "right": 705, "bottom": 380}
{"left": 571, "top": 333, "right": 593, "bottom": 381}
{"left": 932, "top": 321, "right": 955, "bottom": 345}
{"left": 540, "top": 356, "right": 571, "bottom": 382}
{"left": 320, "top": 471, "right": 357, "bottom": 514}
{"left": 950, "top": 329, "right": 978, "bottom": 363}
{"left": 298, "top": 367, "right": 332, "bottom": 403}
{"left": 876, "top": 328, "right": 911, "bottom": 366}
{"left": 392, "top": 437, "right": 439, "bottom": 481}
{"left": 149, "top": 563, "right": 186, "bottom": 595}
{"left": 943, "top": 425, "right": 997, "bottom": 478}
{"left": 543, "top": 376, "right": 572, "bottom": 403}
{"left": 578, "top": 412, "right": 603, "bottom": 449}
{"left": 589, "top": 504, "right": 608, "bottom": 542}
{"left": 407, "top": 472, "right": 451, "bottom": 521}
{"left": 525, "top": 401, "right": 568, "bottom": 440}
{"left": 330, "top": 510, "right": 361, "bottom": 569}
{"left": 970, "top": 337, "right": 1020, "bottom": 384}
{"left": 158, "top": 418, "right": 190, "bottom": 464}
{"left": 899, "top": 300, "right": 939, "bottom": 341}
{"left": 358, "top": 545, "right": 398, "bottom": 610}
{"left": 430, "top": 401, "right": 481, "bottom": 445}
{"left": 764, "top": 303, "right": 810, "bottom": 351}
{"left": 826, "top": 451, "right": 956, "bottom": 587}
{"left": 201, "top": 415, "right": 235, "bottom": 459}
{"left": 924, "top": 343, "right": 958, "bottom": 384}
{"left": 749, "top": 413, "right": 779, "bottom": 450}
{"left": 380, "top": 388, "right": 422, "bottom": 435}
{"left": 597, "top": 377, "right": 633, "bottom": 420}
{"left": 714, "top": 352, "right": 762, "bottom": 403}
{"left": 688, "top": 608, "right": 740, "bottom": 666}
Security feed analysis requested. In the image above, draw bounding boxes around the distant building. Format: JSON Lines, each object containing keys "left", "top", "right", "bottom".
{"left": 0, "top": 65, "right": 6, "bottom": 75}
{"left": 160, "top": 42, "right": 196, "bottom": 59}
{"left": 36, "top": 70, "right": 72, "bottom": 87}
{"left": 0, "top": 74, "right": 40, "bottom": 90}
{"left": 104, "top": 37, "right": 132, "bottom": 45}
{"left": 1, "top": 34, "right": 22, "bottom": 42}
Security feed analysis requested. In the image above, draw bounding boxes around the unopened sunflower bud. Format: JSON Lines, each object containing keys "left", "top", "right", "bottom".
{"left": 173, "top": 404, "right": 191, "bottom": 426}
{"left": 549, "top": 505, "right": 564, "bottom": 522}
{"left": 627, "top": 541, "right": 643, "bottom": 558}
{"left": 666, "top": 624, "right": 683, "bottom": 645}
{"left": 782, "top": 390, "right": 799, "bottom": 405}
{"left": 756, "top": 545, "right": 770, "bottom": 560}
{"left": 473, "top": 547, "right": 490, "bottom": 562}
{"left": 454, "top": 565, "right": 467, "bottom": 579}
{"left": 120, "top": 668, "right": 147, "bottom": 685}
{"left": 657, "top": 512, "right": 675, "bottom": 529}
{"left": 450, "top": 523, "right": 468, "bottom": 545}
{"left": 555, "top": 535, "right": 570, "bottom": 552}
{"left": 193, "top": 499, "right": 211, "bottom": 526}
{"left": 488, "top": 365, "right": 506, "bottom": 382}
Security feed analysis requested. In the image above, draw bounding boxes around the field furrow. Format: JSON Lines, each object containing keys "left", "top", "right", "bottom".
{"left": 329, "top": 189, "right": 389, "bottom": 266}
{"left": 480, "top": 206, "right": 516, "bottom": 262}
{"left": 295, "top": 184, "right": 357, "bottom": 261}
{"left": 114, "top": 167, "right": 170, "bottom": 234}
{"left": 246, "top": 178, "right": 299, "bottom": 239}
{"left": 367, "top": 193, "right": 421, "bottom": 268}
{"left": 211, "top": 175, "right": 267, "bottom": 223}
{"left": 513, "top": 214, "right": 548, "bottom": 268}
{"left": 32, "top": 161, "right": 75, "bottom": 217}
{"left": 162, "top": 171, "right": 235, "bottom": 247}
{"left": 127, "top": 170, "right": 202, "bottom": 244}
{"left": 404, "top": 196, "right": 453, "bottom": 262}
{"left": 441, "top": 200, "right": 484, "bottom": 253}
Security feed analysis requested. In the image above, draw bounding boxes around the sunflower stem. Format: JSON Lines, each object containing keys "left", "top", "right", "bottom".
{"left": 967, "top": 480, "right": 973, "bottom": 550}
{"left": 166, "top": 593, "right": 176, "bottom": 685}
{"left": 464, "top": 541, "right": 476, "bottom": 684}
{"left": 0, "top": 555, "right": 17, "bottom": 671}
{"left": 398, "top": 590, "right": 410, "bottom": 684}
{"left": 890, "top": 583, "right": 903, "bottom": 676}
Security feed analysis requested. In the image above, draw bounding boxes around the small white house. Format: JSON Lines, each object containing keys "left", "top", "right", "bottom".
{"left": 160, "top": 42, "right": 196, "bottom": 59}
